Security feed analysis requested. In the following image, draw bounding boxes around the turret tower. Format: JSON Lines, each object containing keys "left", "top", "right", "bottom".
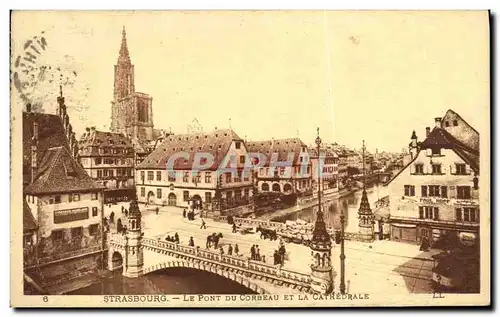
{"left": 123, "top": 199, "right": 144, "bottom": 278}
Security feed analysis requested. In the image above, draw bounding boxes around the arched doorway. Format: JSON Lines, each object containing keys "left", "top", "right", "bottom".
{"left": 192, "top": 194, "right": 202, "bottom": 210}
{"left": 168, "top": 193, "right": 177, "bottom": 206}
{"left": 111, "top": 252, "right": 123, "bottom": 272}
{"left": 147, "top": 191, "right": 155, "bottom": 204}
{"left": 261, "top": 183, "right": 269, "bottom": 191}
{"left": 272, "top": 183, "right": 281, "bottom": 192}
{"left": 283, "top": 183, "right": 293, "bottom": 194}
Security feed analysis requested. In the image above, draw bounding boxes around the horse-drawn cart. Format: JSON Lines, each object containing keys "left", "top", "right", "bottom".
{"left": 238, "top": 226, "right": 256, "bottom": 235}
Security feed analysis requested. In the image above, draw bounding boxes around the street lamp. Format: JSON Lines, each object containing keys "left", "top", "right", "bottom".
{"left": 340, "top": 207, "right": 346, "bottom": 294}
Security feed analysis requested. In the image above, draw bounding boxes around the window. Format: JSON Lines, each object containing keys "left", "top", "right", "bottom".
{"left": 147, "top": 171, "right": 154, "bottom": 181}
{"left": 141, "top": 187, "right": 145, "bottom": 197}
{"left": 89, "top": 224, "right": 99, "bottom": 235}
{"left": 421, "top": 185, "right": 427, "bottom": 197}
{"left": 183, "top": 172, "right": 189, "bottom": 183}
{"left": 455, "top": 164, "right": 467, "bottom": 175}
{"left": 52, "top": 230, "right": 64, "bottom": 242}
{"left": 428, "top": 185, "right": 440, "bottom": 197}
{"left": 183, "top": 191, "right": 189, "bottom": 202}
{"left": 235, "top": 141, "right": 241, "bottom": 149}
{"left": 404, "top": 185, "right": 415, "bottom": 196}
{"left": 431, "top": 148, "right": 441, "bottom": 155}
{"left": 307, "top": 166, "right": 311, "bottom": 174}
{"left": 205, "top": 172, "right": 212, "bottom": 183}
{"left": 441, "top": 186, "right": 447, "bottom": 198}
{"left": 240, "top": 155, "right": 246, "bottom": 164}
{"left": 280, "top": 167, "right": 285, "bottom": 176}
{"left": 453, "top": 120, "right": 458, "bottom": 126}
{"left": 92, "top": 207, "right": 98, "bottom": 217}
{"left": 156, "top": 171, "right": 162, "bottom": 181}
{"left": 157, "top": 188, "right": 162, "bottom": 199}
{"left": 69, "top": 194, "right": 73, "bottom": 203}
{"left": 73, "top": 194, "right": 80, "bottom": 202}
{"left": 431, "top": 164, "right": 442, "bottom": 174}
{"left": 457, "top": 186, "right": 471, "bottom": 199}
{"left": 205, "top": 192, "right": 212, "bottom": 204}
{"left": 226, "top": 173, "right": 232, "bottom": 183}
{"left": 141, "top": 171, "right": 145, "bottom": 180}
{"left": 414, "top": 164, "right": 424, "bottom": 174}
{"left": 463, "top": 207, "right": 477, "bottom": 222}
{"left": 244, "top": 188, "right": 250, "bottom": 197}
{"left": 109, "top": 170, "right": 114, "bottom": 177}
{"left": 262, "top": 183, "right": 269, "bottom": 191}
{"left": 168, "top": 172, "right": 176, "bottom": 182}
{"left": 71, "top": 227, "right": 83, "bottom": 238}
{"left": 95, "top": 158, "right": 102, "bottom": 165}
{"left": 234, "top": 171, "right": 241, "bottom": 182}
{"left": 235, "top": 190, "right": 242, "bottom": 201}
{"left": 54, "top": 195, "right": 61, "bottom": 204}
{"left": 419, "top": 206, "right": 439, "bottom": 220}
{"left": 243, "top": 170, "right": 249, "bottom": 181}
{"left": 445, "top": 121, "right": 450, "bottom": 127}
{"left": 196, "top": 172, "right": 201, "bottom": 184}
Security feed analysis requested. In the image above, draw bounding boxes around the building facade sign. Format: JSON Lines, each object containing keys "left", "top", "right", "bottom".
{"left": 54, "top": 207, "right": 89, "bottom": 224}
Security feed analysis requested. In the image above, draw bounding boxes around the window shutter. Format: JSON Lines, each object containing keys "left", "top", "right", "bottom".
{"left": 421, "top": 185, "right": 427, "bottom": 197}
{"left": 434, "top": 207, "right": 439, "bottom": 220}
{"left": 441, "top": 186, "right": 447, "bottom": 198}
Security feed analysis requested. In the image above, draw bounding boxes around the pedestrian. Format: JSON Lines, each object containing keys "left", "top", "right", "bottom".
{"left": 262, "top": 255, "right": 266, "bottom": 263}
{"left": 200, "top": 219, "right": 206, "bottom": 229}
{"left": 228, "top": 244, "right": 233, "bottom": 256}
{"left": 183, "top": 208, "right": 187, "bottom": 218}
{"left": 155, "top": 207, "right": 159, "bottom": 215}
{"left": 175, "top": 232, "right": 179, "bottom": 243}
{"left": 124, "top": 209, "right": 128, "bottom": 217}
{"left": 232, "top": 223, "right": 237, "bottom": 233}
{"left": 256, "top": 245, "right": 261, "bottom": 261}
{"left": 121, "top": 206, "right": 124, "bottom": 214}
{"left": 234, "top": 244, "right": 239, "bottom": 255}
{"left": 250, "top": 245, "right": 256, "bottom": 260}
{"left": 219, "top": 246, "right": 224, "bottom": 255}
{"left": 189, "top": 237, "right": 195, "bottom": 247}
{"left": 273, "top": 250, "right": 279, "bottom": 265}
{"left": 110, "top": 211, "right": 115, "bottom": 223}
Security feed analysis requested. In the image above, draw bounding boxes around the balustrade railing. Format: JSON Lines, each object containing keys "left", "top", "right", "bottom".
{"left": 140, "top": 236, "right": 310, "bottom": 285}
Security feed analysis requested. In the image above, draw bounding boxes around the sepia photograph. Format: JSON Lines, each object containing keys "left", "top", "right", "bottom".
{"left": 9, "top": 10, "right": 490, "bottom": 307}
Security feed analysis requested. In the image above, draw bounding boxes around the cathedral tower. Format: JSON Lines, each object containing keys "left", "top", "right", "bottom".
{"left": 110, "top": 27, "right": 154, "bottom": 141}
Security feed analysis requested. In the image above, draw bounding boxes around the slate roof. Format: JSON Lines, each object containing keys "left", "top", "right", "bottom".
{"left": 136, "top": 129, "right": 243, "bottom": 170}
{"left": 308, "top": 148, "right": 339, "bottom": 158}
{"left": 420, "top": 127, "right": 479, "bottom": 172}
{"left": 23, "top": 200, "right": 38, "bottom": 232}
{"left": 245, "top": 138, "right": 308, "bottom": 166}
{"left": 23, "top": 112, "right": 70, "bottom": 186}
{"left": 78, "top": 129, "right": 134, "bottom": 157}
{"left": 386, "top": 127, "right": 480, "bottom": 185}
{"left": 25, "top": 146, "right": 104, "bottom": 195}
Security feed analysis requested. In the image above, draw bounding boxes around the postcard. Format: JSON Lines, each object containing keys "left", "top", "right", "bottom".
{"left": 10, "top": 10, "right": 490, "bottom": 307}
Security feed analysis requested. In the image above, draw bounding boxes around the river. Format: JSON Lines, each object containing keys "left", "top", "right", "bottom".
{"left": 272, "top": 185, "right": 388, "bottom": 233}
{"left": 68, "top": 268, "right": 256, "bottom": 295}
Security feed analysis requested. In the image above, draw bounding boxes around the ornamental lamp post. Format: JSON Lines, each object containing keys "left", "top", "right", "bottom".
{"left": 340, "top": 207, "right": 346, "bottom": 294}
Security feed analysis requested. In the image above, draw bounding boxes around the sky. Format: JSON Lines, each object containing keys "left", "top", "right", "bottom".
{"left": 10, "top": 11, "right": 489, "bottom": 152}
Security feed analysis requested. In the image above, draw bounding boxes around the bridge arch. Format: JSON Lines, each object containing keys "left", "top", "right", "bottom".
{"left": 108, "top": 249, "right": 125, "bottom": 272}
{"left": 143, "top": 260, "right": 269, "bottom": 294}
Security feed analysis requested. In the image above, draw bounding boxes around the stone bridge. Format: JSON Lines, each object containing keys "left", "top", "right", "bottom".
{"left": 107, "top": 233, "right": 316, "bottom": 294}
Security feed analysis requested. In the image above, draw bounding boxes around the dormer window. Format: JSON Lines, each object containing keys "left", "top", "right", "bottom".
{"left": 453, "top": 120, "right": 458, "bottom": 126}
{"left": 235, "top": 141, "right": 241, "bottom": 149}
{"left": 445, "top": 121, "right": 450, "bottom": 127}
{"left": 414, "top": 164, "right": 424, "bottom": 174}
{"left": 431, "top": 148, "right": 441, "bottom": 156}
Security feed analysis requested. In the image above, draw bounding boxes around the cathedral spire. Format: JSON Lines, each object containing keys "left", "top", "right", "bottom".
{"left": 118, "top": 26, "right": 131, "bottom": 64}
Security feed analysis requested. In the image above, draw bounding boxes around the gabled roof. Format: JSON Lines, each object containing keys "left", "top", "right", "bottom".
{"left": 385, "top": 127, "right": 479, "bottom": 186}
{"left": 246, "top": 138, "right": 307, "bottom": 166}
{"left": 307, "top": 147, "right": 338, "bottom": 158}
{"left": 25, "top": 146, "right": 104, "bottom": 195}
{"left": 442, "top": 109, "right": 479, "bottom": 135}
{"left": 78, "top": 130, "right": 134, "bottom": 157}
{"left": 136, "top": 129, "right": 242, "bottom": 170}
{"left": 23, "top": 200, "right": 37, "bottom": 232}
{"left": 23, "top": 112, "right": 70, "bottom": 186}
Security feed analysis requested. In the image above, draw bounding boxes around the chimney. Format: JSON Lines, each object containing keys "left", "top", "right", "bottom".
{"left": 31, "top": 122, "right": 39, "bottom": 183}
{"left": 434, "top": 117, "right": 442, "bottom": 128}
{"left": 426, "top": 127, "right": 431, "bottom": 137}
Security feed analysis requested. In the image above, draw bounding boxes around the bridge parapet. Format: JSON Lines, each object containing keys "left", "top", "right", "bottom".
{"left": 140, "top": 236, "right": 312, "bottom": 288}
